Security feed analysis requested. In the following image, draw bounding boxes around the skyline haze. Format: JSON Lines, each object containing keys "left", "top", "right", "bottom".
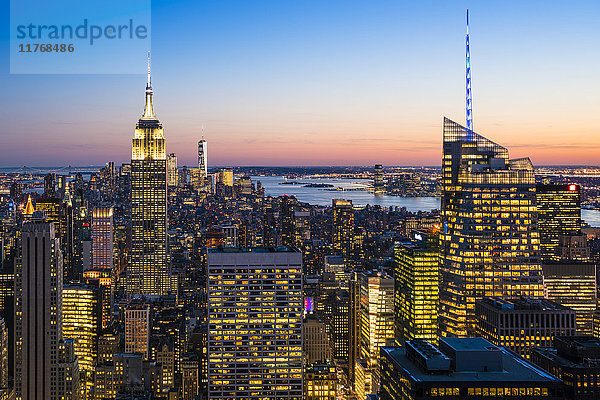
{"left": 1, "top": 0, "right": 599, "bottom": 166}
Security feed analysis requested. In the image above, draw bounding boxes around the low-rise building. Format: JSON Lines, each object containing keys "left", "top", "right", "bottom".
{"left": 380, "top": 337, "right": 564, "bottom": 400}
{"left": 475, "top": 297, "right": 576, "bottom": 358}
{"left": 531, "top": 336, "right": 600, "bottom": 400}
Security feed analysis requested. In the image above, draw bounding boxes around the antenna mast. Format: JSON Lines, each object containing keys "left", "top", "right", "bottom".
{"left": 466, "top": 9, "right": 473, "bottom": 135}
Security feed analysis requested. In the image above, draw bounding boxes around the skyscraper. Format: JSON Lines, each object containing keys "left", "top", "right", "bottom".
{"left": 542, "top": 263, "right": 597, "bottom": 334}
{"left": 198, "top": 139, "right": 208, "bottom": 179}
{"left": 128, "top": 56, "right": 169, "bottom": 296}
{"left": 207, "top": 248, "right": 303, "bottom": 399}
{"left": 536, "top": 184, "right": 582, "bottom": 261}
{"left": 34, "top": 197, "right": 62, "bottom": 238}
{"left": 394, "top": 231, "right": 439, "bottom": 344}
{"left": 373, "top": 164, "right": 384, "bottom": 192}
{"left": 280, "top": 195, "right": 296, "bottom": 247}
{"left": 357, "top": 271, "right": 394, "bottom": 394}
{"left": 15, "top": 212, "right": 80, "bottom": 400}
{"left": 167, "top": 153, "right": 178, "bottom": 187}
{"left": 332, "top": 199, "right": 354, "bottom": 262}
{"left": 62, "top": 283, "right": 101, "bottom": 396}
{"left": 125, "top": 303, "right": 150, "bottom": 359}
{"left": 92, "top": 207, "right": 114, "bottom": 271}
{"left": 219, "top": 169, "right": 234, "bottom": 187}
{"left": 84, "top": 270, "right": 114, "bottom": 330}
{"left": 439, "top": 118, "right": 544, "bottom": 337}
{"left": 44, "top": 173, "right": 56, "bottom": 198}
{"left": 0, "top": 317, "right": 7, "bottom": 390}
{"left": 348, "top": 277, "right": 361, "bottom": 386}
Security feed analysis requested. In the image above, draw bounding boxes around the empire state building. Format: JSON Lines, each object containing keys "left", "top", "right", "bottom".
{"left": 128, "top": 56, "right": 169, "bottom": 296}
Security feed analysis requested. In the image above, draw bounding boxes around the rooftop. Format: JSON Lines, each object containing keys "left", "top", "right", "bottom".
{"left": 207, "top": 246, "right": 300, "bottom": 254}
{"left": 479, "top": 297, "right": 571, "bottom": 312}
{"left": 382, "top": 338, "right": 561, "bottom": 383}
{"left": 532, "top": 336, "right": 600, "bottom": 366}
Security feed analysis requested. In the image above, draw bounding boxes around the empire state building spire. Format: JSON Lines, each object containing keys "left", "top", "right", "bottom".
{"left": 142, "top": 52, "right": 155, "bottom": 120}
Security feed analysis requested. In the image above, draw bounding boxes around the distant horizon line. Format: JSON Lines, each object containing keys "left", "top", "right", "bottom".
{"left": 1, "top": 164, "right": 599, "bottom": 169}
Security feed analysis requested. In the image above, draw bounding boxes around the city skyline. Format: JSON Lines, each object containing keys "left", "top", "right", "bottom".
{"left": 3, "top": 2, "right": 600, "bottom": 399}
{"left": 1, "top": 0, "right": 599, "bottom": 166}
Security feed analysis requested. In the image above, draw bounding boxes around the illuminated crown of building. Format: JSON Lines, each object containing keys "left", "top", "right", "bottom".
{"left": 24, "top": 195, "right": 35, "bottom": 215}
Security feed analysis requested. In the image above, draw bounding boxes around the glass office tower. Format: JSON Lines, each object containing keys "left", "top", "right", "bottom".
{"left": 394, "top": 231, "right": 439, "bottom": 344}
{"left": 439, "top": 117, "right": 543, "bottom": 337}
{"left": 198, "top": 139, "right": 208, "bottom": 179}
{"left": 536, "top": 184, "right": 582, "bottom": 261}
{"left": 332, "top": 199, "right": 354, "bottom": 262}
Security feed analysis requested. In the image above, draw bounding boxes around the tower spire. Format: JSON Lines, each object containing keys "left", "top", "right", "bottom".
{"left": 147, "top": 51, "right": 151, "bottom": 89}
{"left": 142, "top": 52, "right": 155, "bottom": 119}
{"left": 466, "top": 9, "right": 473, "bottom": 135}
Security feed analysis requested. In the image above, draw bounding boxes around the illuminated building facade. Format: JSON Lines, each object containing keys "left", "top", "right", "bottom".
{"left": 332, "top": 199, "right": 354, "bottom": 262}
{"left": 280, "top": 195, "right": 296, "bottom": 247}
{"left": 358, "top": 271, "right": 394, "bottom": 394}
{"left": 125, "top": 303, "right": 150, "bottom": 359}
{"left": 324, "top": 255, "right": 348, "bottom": 285}
{"left": 304, "top": 362, "right": 337, "bottom": 400}
{"left": 83, "top": 270, "right": 113, "bottom": 329}
{"left": 440, "top": 117, "right": 544, "bottom": 337}
{"left": 536, "top": 184, "right": 582, "bottom": 261}
{"left": 190, "top": 168, "right": 201, "bottom": 190}
{"left": 219, "top": 168, "right": 234, "bottom": 187}
{"left": 475, "top": 297, "right": 576, "bottom": 358}
{"left": 167, "top": 153, "right": 178, "bottom": 187}
{"left": 0, "top": 317, "right": 7, "bottom": 389}
{"left": 62, "top": 283, "right": 101, "bottom": 395}
{"left": 198, "top": 139, "right": 208, "bottom": 179}
{"left": 34, "top": 197, "right": 62, "bottom": 238}
{"left": 15, "top": 212, "right": 80, "bottom": 400}
{"left": 92, "top": 207, "right": 113, "bottom": 271}
{"left": 330, "top": 290, "right": 349, "bottom": 362}
{"left": 380, "top": 338, "right": 564, "bottom": 400}
{"left": 542, "top": 263, "right": 597, "bottom": 334}
{"left": 207, "top": 248, "right": 303, "bottom": 399}
{"left": 348, "top": 278, "right": 361, "bottom": 386}
{"left": 0, "top": 272, "right": 13, "bottom": 317}
{"left": 129, "top": 58, "right": 169, "bottom": 296}
{"left": 394, "top": 231, "right": 439, "bottom": 344}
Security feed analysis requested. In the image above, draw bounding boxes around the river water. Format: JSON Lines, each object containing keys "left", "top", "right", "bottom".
{"left": 253, "top": 176, "right": 600, "bottom": 227}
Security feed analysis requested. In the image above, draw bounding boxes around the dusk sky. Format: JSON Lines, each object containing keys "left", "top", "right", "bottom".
{"left": 1, "top": 0, "right": 599, "bottom": 167}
